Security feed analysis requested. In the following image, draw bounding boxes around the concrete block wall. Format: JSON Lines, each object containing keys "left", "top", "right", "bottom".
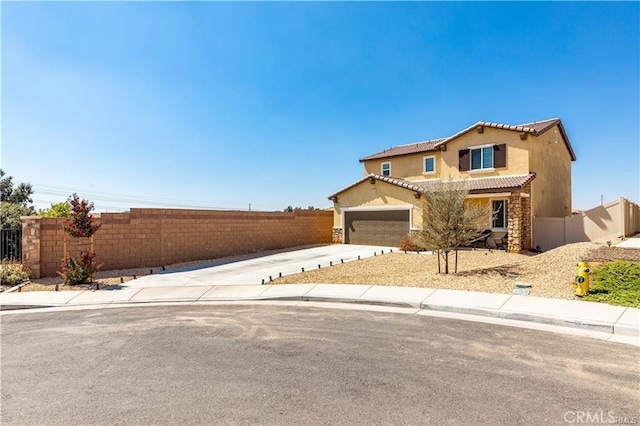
{"left": 23, "top": 208, "right": 333, "bottom": 278}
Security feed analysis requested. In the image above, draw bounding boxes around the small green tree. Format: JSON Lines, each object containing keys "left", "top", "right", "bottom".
{"left": 418, "top": 180, "right": 490, "bottom": 274}
{"left": 58, "top": 194, "right": 103, "bottom": 286}
{"left": 0, "top": 169, "right": 33, "bottom": 207}
{"left": 283, "top": 206, "right": 322, "bottom": 212}
{"left": 0, "top": 169, "right": 35, "bottom": 228}
{"left": 0, "top": 202, "right": 31, "bottom": 228}
{"left": 38, "top": 202, "right": 72, "bottom": 218}
{"left": 62, "top": 194, "right": 101, "bottom": 238}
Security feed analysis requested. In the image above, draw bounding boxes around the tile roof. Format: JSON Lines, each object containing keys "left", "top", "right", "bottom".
{"left": 359, "top": 118, "right": 576, "bottom": 162}
{"left": 413, "top": 173, "right": 537, "bottom": 192}
{"left": 472, "top": 118, "right": 560, "bottom": 136}
{"left": 360, "top": 138, "right": 445, "bottom": 161}
{"left": 328, "top": 173, "right": 536, "bottom": 199}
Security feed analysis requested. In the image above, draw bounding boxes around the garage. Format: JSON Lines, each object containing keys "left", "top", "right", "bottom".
{"left": 344, "top": 209, "right": 410, "bottom": 246}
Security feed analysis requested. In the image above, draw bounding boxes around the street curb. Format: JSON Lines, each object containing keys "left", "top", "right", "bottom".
{"left": 265, "top": 295, "right": 637, "bottom": 338}
{"left": 420, "top": 303, "right": 616, "bottom": 334}
{"left": 1, "top": 294, "right": 638, "bottom": 341}
{"left": 613, "top": 324, "right": 639, "bottom": 337}
{"left": 298, "top": 297, "right": 631, "bottom": 336}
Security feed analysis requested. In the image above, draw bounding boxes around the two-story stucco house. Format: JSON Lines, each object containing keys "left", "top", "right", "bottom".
{"left": 328, "top": 118, "right": 576, "bottom": 252}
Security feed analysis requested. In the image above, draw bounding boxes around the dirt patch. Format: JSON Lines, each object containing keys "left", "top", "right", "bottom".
{"left": 274, "top": 242, "right": 640, "bottom": 300}
{"left": 585, "top": 246, "right": 640, "bottom": 262}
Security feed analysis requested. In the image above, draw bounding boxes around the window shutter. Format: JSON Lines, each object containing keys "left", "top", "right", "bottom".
{"left": 459, "top": 149, "right": 470, "bottom": 171}
{"left": 494, "top": 144, "right": 506, "bottom": 168}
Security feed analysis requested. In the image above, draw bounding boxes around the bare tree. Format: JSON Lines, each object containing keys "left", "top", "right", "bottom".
{"left": 418, "top": 180, "right": 490, "bottom": 274}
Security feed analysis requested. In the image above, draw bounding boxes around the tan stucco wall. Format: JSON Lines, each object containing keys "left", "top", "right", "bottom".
{"left": 363, "top": 152, "right": 442, "bottom": 181}
{"left": 528, "top": 124, "right": 573, "bottom": 217}
{"left": 467, "top": 198, "right": 493, "bottom": 229}
{"left": 331, "top": 183, "right": 534, "bottom": 251}
{"left": 333, "top": 188, "right": 500, "bottom": 231}
{"left": 439, "top": 127, "right": 530, "bottom": 179}
{"left": 332, "top": 179, "right": 425, "bottom": 229}
{"left": 360, "top": 125, "right": 573, "bottom": 218}
{"left": 362, "top": 127, "right": 530, "bottom": 181}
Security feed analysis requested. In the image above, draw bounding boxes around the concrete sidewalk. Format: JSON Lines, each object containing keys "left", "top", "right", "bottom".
{"left": 1, "top": 283, "right": 637, "bottom": 343}
{"left": 616, "top": 234, "right": 640, "bottom": 249}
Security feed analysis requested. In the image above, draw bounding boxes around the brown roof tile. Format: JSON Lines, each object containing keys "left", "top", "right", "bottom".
{"left": 360, "top": 138, "right": 445, "bottom": 161}
{"left": 328, "top": 173, "right": 536, "bottom": 199}
{"left": 413, "top": 173, "right": 536, "bottom": 192}
{"left": 470, "top": 118, "right": 560, "bottom": 136}
{"left": 359, "top": 118, "right": 576, "bottom": 162}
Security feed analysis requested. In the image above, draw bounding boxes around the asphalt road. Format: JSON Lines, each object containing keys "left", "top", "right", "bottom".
{"left": 1, "top": 305, "right": 639, "bottom": 425}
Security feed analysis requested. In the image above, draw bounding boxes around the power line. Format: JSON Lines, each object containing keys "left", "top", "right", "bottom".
{"left": 31, "top": 184, "right": 253, "bottom": 210}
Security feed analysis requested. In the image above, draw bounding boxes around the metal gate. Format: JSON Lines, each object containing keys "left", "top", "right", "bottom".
{"left": 1, "top": 228, "right": 23, "bottom": 261}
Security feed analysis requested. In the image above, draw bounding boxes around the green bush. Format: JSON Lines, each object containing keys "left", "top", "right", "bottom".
{"left": 583, "top": 261, "right": 640, "bottom": 308}
{"left": 58, "top": 252, "right": 102, "bottom": 285}
{"left": 0, "top": 260, "right": 31, "bottom": 286}
{"left": 38, "top": 201, "right": 72, "bottom": 217}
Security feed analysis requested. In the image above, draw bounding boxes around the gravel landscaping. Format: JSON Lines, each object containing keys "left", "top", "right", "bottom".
{"left": 6, "top": 241, "right": 639, "bottom": 301}
{"left": 274, "top": 241, "right": 640, "bottom": 300}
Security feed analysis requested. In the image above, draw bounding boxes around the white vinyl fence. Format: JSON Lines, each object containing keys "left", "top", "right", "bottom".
{"left": 533, "top": 197, "right": 640, "bottom": 251}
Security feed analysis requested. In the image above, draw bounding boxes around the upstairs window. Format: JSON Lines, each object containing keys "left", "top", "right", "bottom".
{"left": 471, "top": 146, "right": 494, "bottom": 170}
{"left": 458, "top": 144, "right": 506, "bottom": 171}
{"left": 423, "top": 156, "right": 435, "bottom": 174}
{"left": 492, "top": 200, "right": 508, "bottom": 229}
{"left": 381, "top": 162, "right": 391, "bottom": 176}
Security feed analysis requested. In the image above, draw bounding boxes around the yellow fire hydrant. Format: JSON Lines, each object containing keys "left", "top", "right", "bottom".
{"left": 574, "top": 262, "right": 590, "bottom": 296}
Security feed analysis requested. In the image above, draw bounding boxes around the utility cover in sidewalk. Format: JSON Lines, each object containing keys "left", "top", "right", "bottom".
{"left": 513, "top": 281, "right": 532, "bottom": 296}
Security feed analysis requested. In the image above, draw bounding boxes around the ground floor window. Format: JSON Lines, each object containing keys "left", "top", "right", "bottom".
{"left": 492, "top": 200, "right": 508, "bottom": 228}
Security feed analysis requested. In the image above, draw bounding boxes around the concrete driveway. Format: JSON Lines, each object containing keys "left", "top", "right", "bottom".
{"left": 128, "top": 244, "right": 398, "bottom": 287}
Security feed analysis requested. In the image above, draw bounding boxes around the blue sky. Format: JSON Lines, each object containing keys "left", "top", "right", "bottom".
{"left": 1, "top": 2, "right": 638, "bottom": 212}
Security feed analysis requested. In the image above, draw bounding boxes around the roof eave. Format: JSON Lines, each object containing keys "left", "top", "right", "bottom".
{"left": 328, "top": 174, "right": 425, "bottom": 200}
{"left": 468, "top": 187, "right": 522, "bottom": 195}
{"left": 530, "top": 119, "right": 576, "bottom": 161}
{"left": 433, "top": 121, "right": 483, "bottom": 149}
{"left": 329, "top": 173, "right": 538, "bottom": 200}
{"left": 552, "top": 121, "right": 576, "bottom": 162}
{"left": 359, "top": 149, "right": 438, "bottom": 163}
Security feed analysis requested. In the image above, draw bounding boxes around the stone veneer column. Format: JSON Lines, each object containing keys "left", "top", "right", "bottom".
{"left": 507, "top": 192, "right": 522, "bottom": 253}
{"left": 332, "top": 228, "right": 343, "bottom": 243}
{"left": 521, "top": 195, "right": 532, "bottom": 250}
{"left": 21, "top": 217, "right": 42, "bottom": 279}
